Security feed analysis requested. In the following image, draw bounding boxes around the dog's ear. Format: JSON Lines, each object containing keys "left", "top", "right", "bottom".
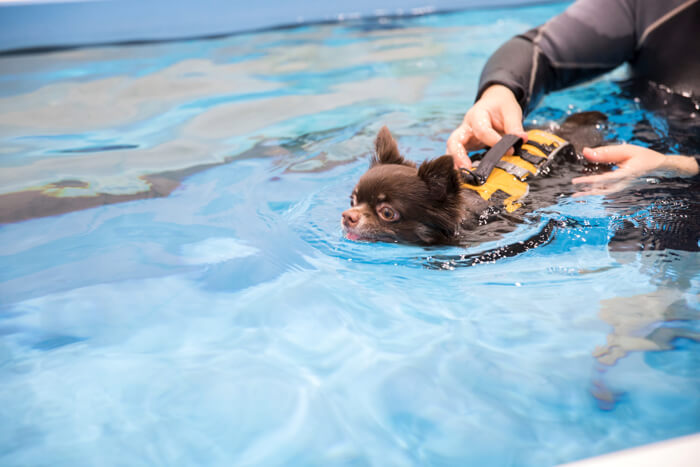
{"left": 371, "top": 126, "right": 415, "bottom": 167}
{"left": 418, "top": 155, "right": 461, "bottom": 201}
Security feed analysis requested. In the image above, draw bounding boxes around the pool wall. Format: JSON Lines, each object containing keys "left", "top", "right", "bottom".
{"left": 0, "top": 0, "right": 565, "bottom": 53}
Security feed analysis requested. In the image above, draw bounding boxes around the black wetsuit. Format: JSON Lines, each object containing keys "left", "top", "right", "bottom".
{"left": 478, "top": 0, "right": 700, "bottom": 113}
{"left": 476, "top": 0, "right": 700, "bottom": 253}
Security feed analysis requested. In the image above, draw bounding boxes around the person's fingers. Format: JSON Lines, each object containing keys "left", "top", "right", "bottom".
{"left": 450, "top": 146, "right": 472, "bottom": 169}
{"left": 469, "top": 108, "right": 502, "bottom": 148}
{"left": 446, "top": 126, "right": 472, "bottom": 169}
{"left": 571, "top": 169, "right": 629, "bottom": 185}
{"left": 446, "top": 126, "right": 465, "bottom": 156}
{"left": 502, "top": 112, "right": 528, "bottom": 154}
{"left": 453, "top": 153, "right": 472, "bottom": 169}
{"left": 581, "top": 146, "right": 631, "bottom": 164}
{"left": 572, "top": 180, "right": 629, "bottom": 197}
{"left": 503, "top": 108, "right": 525, "bottom": 138}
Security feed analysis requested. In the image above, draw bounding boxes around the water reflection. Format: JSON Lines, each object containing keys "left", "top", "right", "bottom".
{"left": 0, "top": 24, "right": 439, "bottom": 222}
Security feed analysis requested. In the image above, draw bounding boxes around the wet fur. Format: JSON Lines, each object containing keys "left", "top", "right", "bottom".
{"left": 342, "top": 126, "right": 487, "bottom": 245}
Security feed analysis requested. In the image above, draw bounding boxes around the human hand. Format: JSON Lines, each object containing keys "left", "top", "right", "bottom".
{"left": 572, "top": 144, "right": 699, "bottom": 197}
{"left": 446, "top": 84, "right": 528, "bottom": 169}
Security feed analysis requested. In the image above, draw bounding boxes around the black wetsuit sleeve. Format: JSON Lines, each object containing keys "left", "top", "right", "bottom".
{"left": 476, "top": 28, "right": 542, "bottom": 110}
{"left": 477, "top": 0, "right": 637, "bottom": 115}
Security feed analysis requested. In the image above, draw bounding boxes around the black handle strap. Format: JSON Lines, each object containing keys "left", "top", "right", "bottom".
{"left": 459, "top": 134, "right": 524, "bottom": 185}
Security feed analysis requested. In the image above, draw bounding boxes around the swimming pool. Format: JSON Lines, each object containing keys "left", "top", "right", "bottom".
{"left": 1, "top": 3, "right": 699, "bottom": 466}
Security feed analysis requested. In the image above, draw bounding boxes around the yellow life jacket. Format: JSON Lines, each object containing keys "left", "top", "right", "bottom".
{"left": 460, "top": 129, "right": 575, "bottom": 213}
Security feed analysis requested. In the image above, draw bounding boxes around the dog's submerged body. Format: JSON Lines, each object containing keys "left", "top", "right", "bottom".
{"left": 342, "top": 113, "right": 606, "bottom": 246}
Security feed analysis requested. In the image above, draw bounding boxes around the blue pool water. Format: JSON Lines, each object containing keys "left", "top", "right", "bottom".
{"left": 1, "top": 3, "right": 699, "bottom": 466}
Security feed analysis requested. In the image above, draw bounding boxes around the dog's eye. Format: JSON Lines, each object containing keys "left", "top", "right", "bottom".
{"left": 349, "top": 195, "right": 356, "bottom": 207}
{"left": 376, "top": 203, "right": 400, "bottom": 222}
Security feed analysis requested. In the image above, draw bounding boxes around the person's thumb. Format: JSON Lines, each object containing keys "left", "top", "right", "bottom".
{"left": 503, "top": 110, "right": 526, "bottom": 139}
{"left": 446, "top": 125, "right": 473, "bottom": 169}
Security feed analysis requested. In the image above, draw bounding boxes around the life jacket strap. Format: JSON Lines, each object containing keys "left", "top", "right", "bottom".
{"left": 495, "top": 160, "right": 531, "bottom": 180}
{"left": 459, "top": 130, "right": 574, "bottom": 213}
{"left": 459, "top": 134, "right": 523, "bottom": 186}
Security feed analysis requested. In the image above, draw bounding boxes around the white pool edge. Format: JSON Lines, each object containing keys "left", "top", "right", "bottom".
{"left": 558, "top": 433, "right": 700, "bottom": 467}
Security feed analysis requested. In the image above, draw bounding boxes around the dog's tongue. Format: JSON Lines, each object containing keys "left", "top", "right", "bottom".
{"left": 345, "top": 232, "right": 361, "bottom": 241}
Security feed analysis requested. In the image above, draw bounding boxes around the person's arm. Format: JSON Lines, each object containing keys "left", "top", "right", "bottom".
{"left": 572, "top": 145, "right": 700, "bottom": 196}
{"left": 447, "top": 0, "right": 638, "bottom": 168}
{"left": 477, "top": 0, "right": 636, "bottom": 114}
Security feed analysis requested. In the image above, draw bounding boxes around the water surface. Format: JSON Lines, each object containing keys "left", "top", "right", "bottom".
{"left": 1, "top": 4, "right": 699, "bottom": 466}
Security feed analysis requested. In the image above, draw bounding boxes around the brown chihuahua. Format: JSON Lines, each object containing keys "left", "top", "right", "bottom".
{"left": 341, "top": 113, "right": 607, "bottom": 246}
{"left": 341, "top": 126, "right": 488, "bottom": 245}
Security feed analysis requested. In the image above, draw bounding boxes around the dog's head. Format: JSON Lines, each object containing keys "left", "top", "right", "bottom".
{"left": 341, "top": 126, "right": 468, "bottom": 245}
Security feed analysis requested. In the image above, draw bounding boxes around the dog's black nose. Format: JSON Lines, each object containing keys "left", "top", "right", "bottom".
{"left": 342, "top": 209, "right": 360, "bottom": 228}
